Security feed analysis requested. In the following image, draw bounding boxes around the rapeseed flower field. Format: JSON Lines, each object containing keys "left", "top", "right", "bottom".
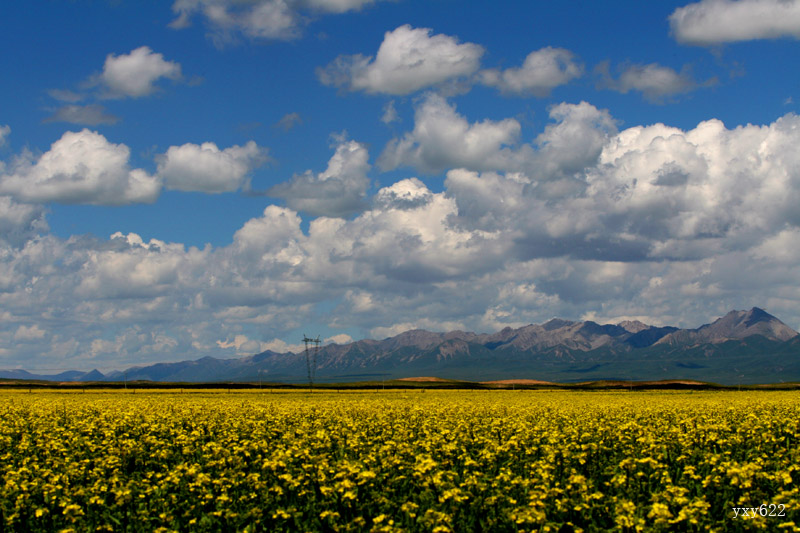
{"left": 0, "top": 389, "right": 798, "bottom": 532}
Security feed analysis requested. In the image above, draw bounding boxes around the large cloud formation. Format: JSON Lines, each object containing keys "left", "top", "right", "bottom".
{"left": 2, "top": 104, "right": 800, "bottom": 370}
{"left": 378, "top": 94, "right": 617, "bottom": 180}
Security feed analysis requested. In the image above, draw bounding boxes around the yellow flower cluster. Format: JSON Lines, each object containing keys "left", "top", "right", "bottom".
{"left": 0, "top": 390, "right": 798, "bottom": 531}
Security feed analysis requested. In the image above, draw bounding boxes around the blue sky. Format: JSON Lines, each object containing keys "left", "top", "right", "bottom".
{"left": 2, "top": 0, "right": 800, "bottom": 372}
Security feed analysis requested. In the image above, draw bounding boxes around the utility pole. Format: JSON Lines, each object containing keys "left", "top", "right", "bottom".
{"left": 303, "top": 335, "right": 321, "bottom": 391}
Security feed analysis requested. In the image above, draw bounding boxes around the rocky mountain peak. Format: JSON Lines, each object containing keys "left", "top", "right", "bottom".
{"left": 703, "top": 307, "right": 798, "bottom": 341}
{"left": 542, "top": 318, "right": 574, "bottom": 331}
{"left": 617, "top": 320, "right": 649, "bottom": 334}
{"left": 656, "top": 307, "right": 798, "bottom": 345}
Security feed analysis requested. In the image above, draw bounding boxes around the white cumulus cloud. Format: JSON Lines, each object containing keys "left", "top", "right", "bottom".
{"left": 378, "top": 93, "right": 522, "bottom": 173}
{"left": 171, "top": 0, "right": 300, "bottom": 41}
{"left": 479, "top": 47, "right": 583, "bottom": 96}
{"left": 317, "top": 25, "right": 484, "bottom": 95}
{"left": 528, "top": 101, "right": 618, "bottom": 183}
{"left": 14, "top": 324, "right": 47, "bottom": 342}
{"left": 586, "top": 113, "right": 800, "bottom": 258}
{"left": 157, "top": 140, "right": 268, "bottom": 193}
{"left": 0, "top": 129, "right": 160, "bottom": 205}
{"left": 670, "top": 0, "right": 800, "bottom": 45}
{"left": 378, "top": 96, "right": 617, "bottom": 180}
{"left": 77, "top": 232, "right": 201, "bottom": 299}
{"left": 216, "top": 334, "right": 277, "bottom": 354}
{"left": 325, "top": 333, "right": 353, "bottom": 344}
{"left": 268, "top": 137, "right": 370, "bottom": 217}
{"left": 99, "top": 46, "right": 182, "bottom": 98}
{"left": 232, "top": 205, "right": 306, "bottom": 260}
{"left": 373, "top": 177, "right": 433, "bottom": 211}
{"left": 170, "top": 0, "right": 383, "bottom": 44}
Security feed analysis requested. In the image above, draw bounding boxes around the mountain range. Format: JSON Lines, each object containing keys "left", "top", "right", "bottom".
{"left": 3, "top": 308, "right": 799, "bottom": 385}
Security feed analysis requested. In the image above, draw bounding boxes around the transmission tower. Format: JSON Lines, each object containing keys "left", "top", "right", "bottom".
{"left": 303, "top": 334, "right": 321, "bottom": 390}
